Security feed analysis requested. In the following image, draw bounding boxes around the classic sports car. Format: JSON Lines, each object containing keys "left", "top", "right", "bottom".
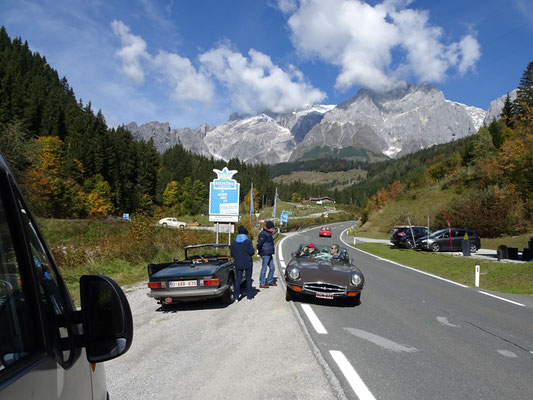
{"left": 147, "top": 244, "right": 238, "bottom": 305}
{"left": 158, "top": 217, "right": 187, "bottom": 228}
{"left": 284, "top": 244, "right": 365, "bottom": 305}
{"left": 319, "top": 226, "right": 332, "bottom": 237}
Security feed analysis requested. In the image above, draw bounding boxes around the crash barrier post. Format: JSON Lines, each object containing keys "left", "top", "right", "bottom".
{"left": 475, "top": 262, "right": 480, "bottom": 287}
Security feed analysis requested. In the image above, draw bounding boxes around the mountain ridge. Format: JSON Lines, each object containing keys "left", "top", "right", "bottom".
{"left": 126, "top": 84, "right": 513, "bottom": 163}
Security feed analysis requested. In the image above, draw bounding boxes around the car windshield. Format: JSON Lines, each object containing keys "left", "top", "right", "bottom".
{"left": 296, "top": 244, "right": 348, "bottom": 260}
{"left": 429, "top": 229, "right": 448, "bottom": 238}
{"left": 185, "top": 244, "right": 231, "bottom": 259}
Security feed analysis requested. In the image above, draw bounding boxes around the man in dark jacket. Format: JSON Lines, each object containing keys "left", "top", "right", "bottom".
{"left": 257, "top": 220, "right": 276, "bottom": 288}
{"left": 230, "top": 225, "right": 255, "bottom": 302}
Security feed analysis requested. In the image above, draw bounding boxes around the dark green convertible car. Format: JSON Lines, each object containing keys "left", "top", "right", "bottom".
{"left": 147, "top": 244, "right": 237, "bottom": 305}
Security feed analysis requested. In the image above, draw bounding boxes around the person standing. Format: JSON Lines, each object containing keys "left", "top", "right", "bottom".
{"left": 257, "top": 220, "right": 276, "bottom": 288}
{"left": 230, "top": 225, "right": 255, "bottom": 302}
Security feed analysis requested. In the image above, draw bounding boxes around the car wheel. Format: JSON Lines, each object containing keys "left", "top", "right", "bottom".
{"left": 162, "top": 223, "right": 167, "bottom": 227}
{"left": 470, "top": 243, "right": 478, "bottom": 253}
{"left": 430, "top": 243, "right": 440, "bottom": 252}
{"left": 221, "top": 275, "right": 235, "bottom": 305}
{"left": 285, "top": 288, "right": 293, "bottom": 302}
{"left": 345, "top": 294, "right": 361, "bottom": 306}
{"left": 405, "top": 239, "right": 414, "bottom": 249}
{"left": 179, "top": 225, "right": 185, "bottom": 228}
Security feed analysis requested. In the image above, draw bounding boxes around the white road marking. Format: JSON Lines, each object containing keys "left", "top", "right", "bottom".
{"left": 344, "top": 327, "right": 418, "bottom": 353}
{"left": 437, "top": 316, "right": 460, "bottom": 327}
{"left": 497, "top": 350, "right": 518, "bottom": 358}
{"left": 301, "top": 304, "right": 328, "bottom": 334}
{"left": 478, "top": 291, "right": 526, "bottom": 307}
{"left": 329, "top": 350, "right": 376, "bottom": 400}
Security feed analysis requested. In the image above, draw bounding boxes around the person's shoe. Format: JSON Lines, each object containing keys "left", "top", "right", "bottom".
{"left": 247, "top": 298, "right": 252, "bottom": 302}
{"left": 259, "top": 284, "right": 269, "bottom": 288}
{"left": 267, "top": 282, "right": 277, "bottom": 286}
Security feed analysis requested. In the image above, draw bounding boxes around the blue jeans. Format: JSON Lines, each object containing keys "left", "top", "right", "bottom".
{"left": 234, "top": 267, "right": 253, "bottom": 301}
{"left": 260, "top": 255, "right": 275, "bottom": 285}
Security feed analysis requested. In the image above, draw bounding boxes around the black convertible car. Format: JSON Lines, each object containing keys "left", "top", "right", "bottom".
{"left": 284, "top": 244, "right": 365, "bottom": 305}
{"left": 147, "top": 244, "right": 238, "bottom": 305}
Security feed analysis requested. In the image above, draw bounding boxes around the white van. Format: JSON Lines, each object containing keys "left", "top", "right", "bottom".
{"left": 0, "top": 153, "right": 133, "bottom": 399}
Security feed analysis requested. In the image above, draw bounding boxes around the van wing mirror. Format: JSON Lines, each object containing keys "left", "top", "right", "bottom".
{"left": 80, "top": 275, "right": 133, "bottom": 363}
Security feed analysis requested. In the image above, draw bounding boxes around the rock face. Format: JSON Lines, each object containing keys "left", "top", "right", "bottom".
{"left": 483, "top": 89, "right": 518, "bottom": 126}
{"left": 290, "top": 84, "right": 484, "bottom": 160}
{"left": 125, "top": 121, "right": 215, "bottom": 157}
{"left": 126, "top": 84, "right": 493, "bottom": 163}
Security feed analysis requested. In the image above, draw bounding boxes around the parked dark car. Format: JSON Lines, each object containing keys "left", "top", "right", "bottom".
{"left": 284, "top": 243, "right": 365, "bottom": 305}
{"left": 390, "top": 226, "right": 432, "bottom": 249}
{"left": 147, "top": 244, "right": 240, "bottom": 305}
{"left": 416, "top": 228, "right": 481, "bottom": 253}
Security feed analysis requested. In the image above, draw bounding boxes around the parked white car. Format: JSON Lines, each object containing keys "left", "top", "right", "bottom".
{"left": 158, "top": 217, "right": 187, "bottom": 228}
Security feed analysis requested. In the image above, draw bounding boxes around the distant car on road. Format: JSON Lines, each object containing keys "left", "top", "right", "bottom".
{"left": 147, "top": 244, "right": 240, "bottom": 305}
{"left": 284, "top": 243, "right": 365, "bottom": 305}
{"left": 416, "top": 228, "right": 481, "bottom": 253}
{"left": 158, "top": 217, "right": 187, "bottom": 228}
{"left": 390, "top": 226, "right": 432, "bottom": 249}
{"left": 319, "top": 226, "right": 332, "bottom": 237}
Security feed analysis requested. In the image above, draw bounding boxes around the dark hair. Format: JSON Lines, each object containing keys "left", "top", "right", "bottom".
{"left": 238, "top": 225, "right": 248, "bottom": 235}
{"left": 265, "top": 221, "right": 274, "bottom": 229}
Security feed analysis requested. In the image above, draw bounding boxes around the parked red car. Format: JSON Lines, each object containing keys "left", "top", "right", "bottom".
{"left": 319, "top": 226, "right": 332, "bottom": 237}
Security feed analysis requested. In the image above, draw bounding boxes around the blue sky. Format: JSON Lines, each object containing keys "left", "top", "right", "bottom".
{"left": 1, "top": 0, "right": 532, "bottom": 129}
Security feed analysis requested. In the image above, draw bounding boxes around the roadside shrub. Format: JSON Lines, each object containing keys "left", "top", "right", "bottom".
{"left": 437, "top": 185, "right": 524, "bottom": 237}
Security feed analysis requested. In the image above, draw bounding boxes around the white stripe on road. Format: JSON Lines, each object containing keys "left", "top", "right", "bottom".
{"left": 301, "top": 304, "right": 328, "bottom": 334}
{"left": 478, "top": 291, "right": 526, "bottom": 307}
{"left": 330, "top": 350, "right": 376, "bottom": 400}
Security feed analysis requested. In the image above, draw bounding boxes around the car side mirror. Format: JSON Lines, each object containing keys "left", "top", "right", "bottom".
{"left": 80, "top": 275, "right": 133, "bottom": 363}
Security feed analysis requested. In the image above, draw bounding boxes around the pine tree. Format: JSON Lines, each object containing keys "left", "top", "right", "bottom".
{"left": 514, "top": 60, "right": 533, "bottom": 116}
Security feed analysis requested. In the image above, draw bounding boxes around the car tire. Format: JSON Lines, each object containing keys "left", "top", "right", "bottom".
{"left": 221, "top": 275, "right": 235, "bottom": 305}
{"left": 405, "top": 239, "right": 414, "bottom": 249}
{"left": 179, "top": 225, "right": 185, "bottom": 228}
{"left": 430, "top": 243, "right": 440, "bottom": 252}
{"left": 345, "top": 294, "right": 361, "bottom": 307}
{"left": 470, "top": 243, "right": 478, "bottom": 253}
{"left": 162, "top": 223, "right": 167, "bottom": 227}
{"left": 286, "top": 288, "right": 299, "bottom": 302}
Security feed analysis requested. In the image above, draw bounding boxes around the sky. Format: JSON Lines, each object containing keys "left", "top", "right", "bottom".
{"left": 1, "top": 0, "right": 532, "bottom": 129}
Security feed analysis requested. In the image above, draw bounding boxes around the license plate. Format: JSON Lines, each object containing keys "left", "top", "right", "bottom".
{"left": 169, "top": 280, "right": 197, "bottom": 288}
{"left": 316, "top": 293, "right": 334, "bottom": 300}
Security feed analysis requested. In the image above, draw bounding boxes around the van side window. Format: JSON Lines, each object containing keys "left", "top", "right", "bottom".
{"left": 0, "top": 196, "right": 38, "bottom": 374}
{"left": 15, "top": 196, "right": 72, "bottom": 366}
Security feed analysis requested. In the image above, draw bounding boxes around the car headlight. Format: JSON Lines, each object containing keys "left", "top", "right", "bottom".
{"left": 288, "top": 267, "right": 301, "bottom": 280}
{"left": 350, "top": 274, "right": 362, "bottom": 286}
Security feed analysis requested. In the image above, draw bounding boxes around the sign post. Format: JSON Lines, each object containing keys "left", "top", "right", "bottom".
{"left": 209, "top": 168, "right": 240, "bottom": 244}
{"left": 475, "top": 262, "right": 480, "bottom": 287}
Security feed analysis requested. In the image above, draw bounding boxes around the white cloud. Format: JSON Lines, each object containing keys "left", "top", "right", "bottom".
{"left": 457, "top": 34, "right": 481, "bottom": 75}
{"left": 199, "top": 44, "right": 325, "bottom": 115}
{"left": 283, "top": 0, "right": 481, "bottom": 91}
{"left": 153, "top": 50, "right": 214, "bottom": 104}
{"left": 111, "top": 19, "right": 149, "bottom": 85}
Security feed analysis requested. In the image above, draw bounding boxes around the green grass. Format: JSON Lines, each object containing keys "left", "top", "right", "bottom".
{"left": 481, "top": 232, "right": 533, "bottom": 251}
{"left": 355, "top": 243, "right": 533, "bottom": 294}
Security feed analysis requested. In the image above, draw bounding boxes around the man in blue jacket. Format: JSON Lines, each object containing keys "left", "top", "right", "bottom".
{"left": 257, "top": 220, "right": 276, "bottom": 288}
{"left": 230, "top": 225, "right": 255, "bottom": 302}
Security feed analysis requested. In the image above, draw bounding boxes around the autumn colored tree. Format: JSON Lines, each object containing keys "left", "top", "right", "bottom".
{"left": 162, "top": 181, "right": 179, "bottom": 207}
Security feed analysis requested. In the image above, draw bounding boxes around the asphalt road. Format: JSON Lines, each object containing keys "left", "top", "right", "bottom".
{"left": 278, "top": 221, "right": 533, "bottom": 400}
{"left": 105, "top": 260, "right": 344, "bottom": 400}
